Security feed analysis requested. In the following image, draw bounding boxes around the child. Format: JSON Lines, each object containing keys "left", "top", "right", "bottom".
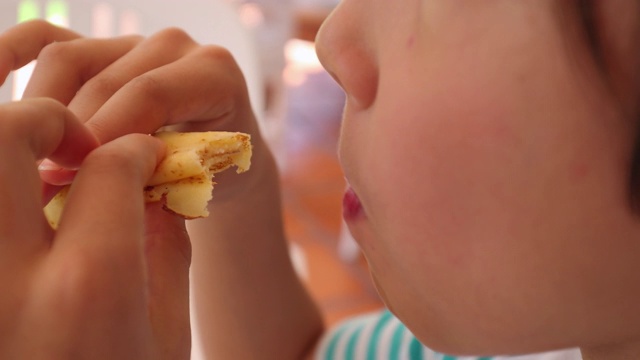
{"left": 312, "top": 1, "right": 637, "bottom": 358}
{"left": 1, "top": 0, "right": 639, "bottom": 358}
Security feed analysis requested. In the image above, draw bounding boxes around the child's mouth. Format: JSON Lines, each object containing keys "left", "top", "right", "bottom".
{"left": 343, "top": 187, "right": 364, "bottom": 221}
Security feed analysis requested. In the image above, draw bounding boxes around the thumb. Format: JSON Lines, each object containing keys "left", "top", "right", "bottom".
{"left": 144, "top": 202, "right": 192, "bottom": 359}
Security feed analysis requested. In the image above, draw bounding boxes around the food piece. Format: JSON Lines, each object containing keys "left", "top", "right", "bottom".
{"left": 43, "top": 186, "right": 69, "bottom": 230}
{"left": 44, "top": 131, "right": 252, "bottom": 229}
{"left": 145, "top": 131, "right": 252, "bottom": 218}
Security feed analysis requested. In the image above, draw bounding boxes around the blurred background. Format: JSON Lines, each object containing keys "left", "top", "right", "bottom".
{"left": 0, "top": 0, "right": 384, "bottom": 354}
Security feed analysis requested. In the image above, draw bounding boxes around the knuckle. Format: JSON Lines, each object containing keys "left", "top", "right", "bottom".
{"left": 23, "top": 19, "right": 57, "bottom": 34}
{"left": 151, "top": 27, "right": 196, "bottom": 47}
{"left": 37, "top": 40, "right": 79, "bottom": 65}
{"left": 199, "top": 45, "right": 234, "bottom": 61}
{"left": 196, "top": 45, "right": 246, "bottom": 92}
{"left": 127, "top": 74, "right": 166, "bottom": 106}
{"left": 198, "top": 45, "right": 239, "bottom": 71}
{"left": 78, "top": 73, "right": 124, "bottom": 100}
{"left": 128, "top": 73, "right": 162, "bottom": 94}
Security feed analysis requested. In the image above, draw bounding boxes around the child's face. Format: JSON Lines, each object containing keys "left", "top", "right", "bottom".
{"left": 317, "top": 0, "right": 640, "bottom": 355}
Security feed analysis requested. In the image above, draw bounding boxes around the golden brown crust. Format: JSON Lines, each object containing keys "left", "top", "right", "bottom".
{"left": 44, "top": 131, "right": 252, "bottom": 229}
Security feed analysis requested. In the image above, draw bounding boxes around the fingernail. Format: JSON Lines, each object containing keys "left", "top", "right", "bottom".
{"left": 38, "top": 159, "right": 62, "bottom": 171}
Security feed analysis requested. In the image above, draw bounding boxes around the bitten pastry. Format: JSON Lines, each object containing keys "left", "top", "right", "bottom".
{"left": 44, "top": 131, "right": 252, "bottom": 229}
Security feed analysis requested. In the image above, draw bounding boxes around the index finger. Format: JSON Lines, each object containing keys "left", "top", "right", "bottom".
{"left": 0, "top": 20, "right": 80, "bottom": 84}
{"left": 84, "top": 45, "right": 253, "bottom": 144}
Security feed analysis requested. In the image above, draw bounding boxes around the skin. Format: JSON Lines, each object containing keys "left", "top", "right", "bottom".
{"left": 0, "top": 20, "right": 322, "bottom": 359}
{"left": 0, "top": 98, "right": 189, "bottom": 359}
{"left": 316, "top": 0, "right": 640, "bottom": 358}
{"left": 2, "top": 0, "right": 639, "bottom": 358}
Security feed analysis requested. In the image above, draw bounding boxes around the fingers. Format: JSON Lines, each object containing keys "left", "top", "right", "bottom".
{"left": 10, "top": 25, "right": 254, "bottom": 146}
{"left": 53, "top": 134, "right": 165, "bottom": 281}
{"left": 22, "top": 35, "right": 144, "bottom": 106}
{"left": 29, "top": 29, "right": 198, "bottom": 189}
{"left": 50, "top": 138, "right": 188, "bottom": 357}
{"left": 0, "top": 98, "right": 97, "bottom": 252}
{"left": 67, "top": 28, "right": 200, "bottom": 123}
{"left": 0, "top": 20, "right": 80, "bottom": 85}
{"left": 85, "top": 44, "right": 251, "bottom": 143}
{"left": 21, "top": 28, "right": 198, "bottom": 123}
{"left": 144, "top": 203, "right": 192, "bottom": 358}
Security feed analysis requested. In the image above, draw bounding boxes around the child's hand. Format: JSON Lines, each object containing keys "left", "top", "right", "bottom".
{"left": 0, "top": 21, "right": 323, "bottom": 359}
{"left": 0, "top": 98, "right": 190, "bottom": 359}
{"left": 0, "top": 20, "right": 270, "bottom": 202}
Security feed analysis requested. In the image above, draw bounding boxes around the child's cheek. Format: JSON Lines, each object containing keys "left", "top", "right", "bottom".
{"left": 368, "top": 70, "right": 528, "bottom": 262}
{"left": 356, "top": 80, "right": 548, "bottom": 343}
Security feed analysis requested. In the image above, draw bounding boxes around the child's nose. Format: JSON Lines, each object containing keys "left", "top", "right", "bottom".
{"left": 315, "top": 1, "right": 378, "bottom": 109}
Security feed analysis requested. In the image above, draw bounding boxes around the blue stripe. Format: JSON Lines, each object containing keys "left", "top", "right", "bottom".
{"left": 408, "top": 336, "right": 424, "bottom": 359}
{"left": 345, "top": 322, "right": 366, "bottom": 359}
{"left": 366, "top": 311, "right": 393, "bottom": 360}
{"left": 324, "top": 323, "right": 349, "bottom": 360}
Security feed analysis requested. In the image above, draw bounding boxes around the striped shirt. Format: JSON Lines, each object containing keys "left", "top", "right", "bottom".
{"left": 314, "top": 310, "right": 582, "bottom": 360}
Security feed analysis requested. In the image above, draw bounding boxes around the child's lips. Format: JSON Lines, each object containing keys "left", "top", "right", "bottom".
{"left": 343, "top": 187, "right": 364, "bottom": 221}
